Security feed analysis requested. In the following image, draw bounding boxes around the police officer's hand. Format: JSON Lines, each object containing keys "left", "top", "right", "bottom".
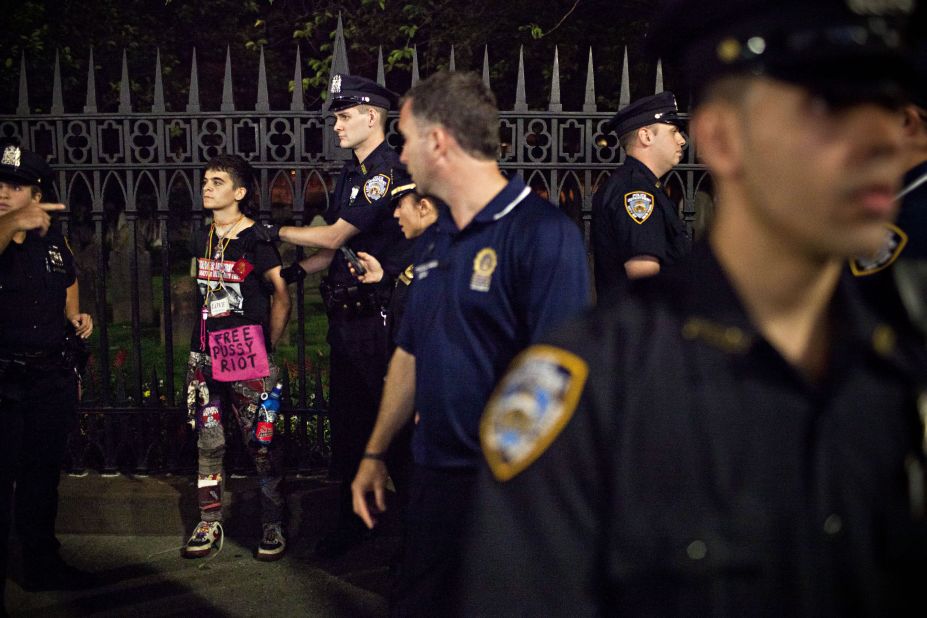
{"left": 279, "top": 262, "right": 307, "bottom": 284}
{"left": 351, "top": 458, "right": 389, "bottom": 529}
{"left": 350, "top": 251, "right": 384, "bottom": 284}
{"left": 68, "top": 312, "right": 93, "bottom": 339}
{"left": 251, "top": 222, "right": 281, "bottom": 243}
{"left": 6, "top": 202, "right": 65, "bottom": 236}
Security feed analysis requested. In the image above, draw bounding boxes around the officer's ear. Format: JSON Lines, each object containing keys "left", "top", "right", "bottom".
{"left": 901, "top": 104, "right": 926, "bottom": 137}
{"left": 638, "top": 126, "right": 654, "bottom": 147}
{"left": 690, "top": 101, "right": 744, "bottom": 179}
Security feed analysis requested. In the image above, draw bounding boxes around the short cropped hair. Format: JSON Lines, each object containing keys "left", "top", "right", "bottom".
{"left": 401, "top": 71, "right": 499, "bottom": 160}
{"left": 357, "top": 104, "right": 389, "bottom": 131}
{"left": 205, "top": 154, "right": 255, "bottom": 215}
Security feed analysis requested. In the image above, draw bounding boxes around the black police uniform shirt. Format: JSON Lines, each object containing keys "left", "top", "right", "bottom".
{"left": 591, "top": 155, "right": 691, "bottom": 300}
{"left": 325, "top": 141, "right": 413, "bottom": 287}
{"left": 189, "top": 226, "right": 281, "bottom": 353}
{"left": 463, "top": 242, "right": 927, "bottom": 616}
{"left": 852, "top": 160, "right": 927, "bottom": 336}
{"left": 0, "top": 227, "right": 76, "bottom": 352}
{"left": 395, "top": 175, "right": 591, "bottom": 470}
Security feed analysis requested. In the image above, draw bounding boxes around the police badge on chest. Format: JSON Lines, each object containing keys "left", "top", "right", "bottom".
{"left": 45, "top": 245, "right": 67, "bottom": 274}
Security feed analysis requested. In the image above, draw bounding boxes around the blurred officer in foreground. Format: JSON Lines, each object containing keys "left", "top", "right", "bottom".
{"left": 462, "top": 1, "right": 927, "bottom": 615}
{"left": 350, "top": 71, "right": 590, "bottom": 615}
{"left": 0, "top": 146, "right": 93, "bottom": 612}
{"left": 592, "top": 91, "right": 691, "bottom": 300}
{"left": 256, "top": 74, "right": 413, "bottom": 557}
{"left": 853, "top": 17, "right": 927, "bottom": 337}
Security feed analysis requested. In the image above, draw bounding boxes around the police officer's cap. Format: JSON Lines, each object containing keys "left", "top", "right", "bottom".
{"left": 329, "top": 74, "right": 399, "bottom": 112}
{"left": 652, "top": 0, "right": 918, "bottom": 106}
{"left": 390, "top": 169, "right": 417, "bottom": 205}
{"left": 0, "top": 145, "right": 52, "bottom": 189}
{"left": 603, "top": 91, "right": 684, "bottom": 136}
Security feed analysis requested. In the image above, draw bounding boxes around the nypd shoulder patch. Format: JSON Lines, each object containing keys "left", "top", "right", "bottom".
{"left": 850, "top": 223, "right": 908, "bottom": 276}
{"left": 364, "top": 174, "right": 391, "bottom": 203}
{"left": 624, "top": 191, "right": 655, "bottom": 224}
{"left": 480, "top": 345, "right": 589, "bottom": 481}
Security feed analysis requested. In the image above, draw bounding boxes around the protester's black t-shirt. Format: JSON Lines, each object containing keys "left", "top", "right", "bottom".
{"left": 189, "top": 225, "right": 281, "bottom": 352}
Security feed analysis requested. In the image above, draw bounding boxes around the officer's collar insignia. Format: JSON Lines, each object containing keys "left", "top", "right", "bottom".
{"left": 481, "top": 345, "right": 589, "bottom": 481}
{"left": 849, "top": 223, "right": 908, "bottom": 276}
{"left": 364, "top": 174, "right": 391, "bottom": 203}
{"left": 399, "top": 264, "right": 414, "bottom": 286}
{"left": 1, "top": 145, "right": 21, "bottom": 168}
{"left": 470, "top": 247, "right": 497, "bottom": 292}
{"left": 625, "top": 191, "right": 655, "bottom": 224}
{"left": 330, "top": 75, "right": 342, "bottom": 94}
{"left": 682, "top": 317, "right": 753, "bottom": 354}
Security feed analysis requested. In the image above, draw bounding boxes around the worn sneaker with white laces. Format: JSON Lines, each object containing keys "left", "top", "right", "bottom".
{"left": 256, "top": 523, "right": 286, "bottom": 561}
{"left": 183, "top": 520, "right": 223, "bottom": 559}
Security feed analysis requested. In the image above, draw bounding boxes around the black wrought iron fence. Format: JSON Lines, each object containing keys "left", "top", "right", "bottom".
{"left": 0, "top": 17, "right": 711, "bottom": 474}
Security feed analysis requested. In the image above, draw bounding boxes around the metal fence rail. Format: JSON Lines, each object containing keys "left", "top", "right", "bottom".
{"left": 0, "top": 17, "right": 710, "bottom": 474}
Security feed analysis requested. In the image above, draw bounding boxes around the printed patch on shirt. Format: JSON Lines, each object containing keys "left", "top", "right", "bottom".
{"left": 624, "top": 191, "right": 655, "bottom": 224}
{"left": 196, "top": 258, "right": 250, "bottom": 283}
{"left": 470, "top": 247, "right": 498, "bottom": 292}
{"left": 364, "top": 174, "right": 391, "bottom": 203}
{"left": 849, "top": 223, "right": 908, "bottom": 276}
{"left": 480, "top": 345, "right": 589, "bottom": 481}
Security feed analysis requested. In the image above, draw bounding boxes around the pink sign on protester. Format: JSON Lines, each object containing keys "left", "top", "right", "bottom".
{"left": 208, "top": 325, "right": 270, "bottom": 382}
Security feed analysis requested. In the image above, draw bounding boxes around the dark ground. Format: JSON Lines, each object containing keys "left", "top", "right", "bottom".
{"left": 5, "top": 472, "right": 400, "bottom": 617}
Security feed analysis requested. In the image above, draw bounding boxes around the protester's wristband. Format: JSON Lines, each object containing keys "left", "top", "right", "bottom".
{"left": 362, "top": 452, "right": 387, "bottom": 462}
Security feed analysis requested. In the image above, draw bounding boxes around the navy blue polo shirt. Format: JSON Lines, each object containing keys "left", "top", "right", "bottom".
{"left": 326, "top": 140, "right": 413, "bottom": 285}
{"left": 396, "top": 175, "right": 591, "bottom": 469}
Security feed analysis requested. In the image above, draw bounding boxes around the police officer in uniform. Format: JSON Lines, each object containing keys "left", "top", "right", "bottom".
{"left": 350, "top": 71, "right": 590, "bottom": 615}
{"left": 0, "top": 146, "right": 93, "bottom": 611}
{"left": 852, "top": 18, "right": 927, "bottom": 338}
{"left": 592, "top": 91, "right": 691, "bottom": 300}
{"left": 256, "top": 74, "right": 413, "bottom": 557}
{"left": 462, "top": 1, "right": 927, "bottom": 615}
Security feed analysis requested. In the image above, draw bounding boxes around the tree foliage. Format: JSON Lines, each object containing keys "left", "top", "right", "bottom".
{"left": 1, "top": 0, "right": 673, "bottom": 115}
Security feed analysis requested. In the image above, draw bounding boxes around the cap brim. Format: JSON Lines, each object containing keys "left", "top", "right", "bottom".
{"left": 0, "top": 168, "right": 40, "bottom": 186}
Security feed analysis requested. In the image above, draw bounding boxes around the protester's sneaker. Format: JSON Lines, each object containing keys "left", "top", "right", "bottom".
{"left": 182, "top": 521, "right": 223, "bottom": 558}
{"left": 256, "top": 523, "right": 286, "bottom": 561}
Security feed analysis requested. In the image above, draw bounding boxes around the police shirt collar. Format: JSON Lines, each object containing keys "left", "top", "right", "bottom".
{"left": 353, "top": 139, "right": 391, "bottom": 173}
{"left": 474, "top": 175, "right": 531, "bottom": 224}
{"left": 673, "top": 242, "right": 909, "bottom": 368}
{"left": 624, "top": 155, "right": 664, "bottom": 189}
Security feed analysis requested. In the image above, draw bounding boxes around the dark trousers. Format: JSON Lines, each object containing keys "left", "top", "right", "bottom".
{"left": 0, "top": 368, "right": 77, "bottom": 603}
{"left": 328, "top": 313, "right": 391, "bottom": 529}
{"left": 392, "top": 465, "right": 478, "bottom": 617}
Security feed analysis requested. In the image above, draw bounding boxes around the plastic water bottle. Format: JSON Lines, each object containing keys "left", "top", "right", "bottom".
{"left": 253, "top": 382, "right": 283, "bottom": 447}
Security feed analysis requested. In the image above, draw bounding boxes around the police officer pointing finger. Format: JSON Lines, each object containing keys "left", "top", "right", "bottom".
{"left": 0, "top": 146, "right": 94, "bottom": 611}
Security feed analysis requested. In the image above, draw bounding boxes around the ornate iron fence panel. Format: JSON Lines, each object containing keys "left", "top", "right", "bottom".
{"left": 0, "top": 19, "right": 709, "bottom": 474}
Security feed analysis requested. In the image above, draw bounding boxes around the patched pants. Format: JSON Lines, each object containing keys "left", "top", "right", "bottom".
{"left": 186, "top": 351, "right": 284, "bottom": 524}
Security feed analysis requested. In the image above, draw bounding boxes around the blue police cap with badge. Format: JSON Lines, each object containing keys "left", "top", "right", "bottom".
{"left": 329, "top": 73, "right": 400, "bottom": 112}
{"left": 652, "top": 0, "right": 918, "bottom": 107}
{"left": 603, "top": 91, "right": 684, "bottom": 136}
{"left": 0, "top": 145, "right": 52, "bottom": 189}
